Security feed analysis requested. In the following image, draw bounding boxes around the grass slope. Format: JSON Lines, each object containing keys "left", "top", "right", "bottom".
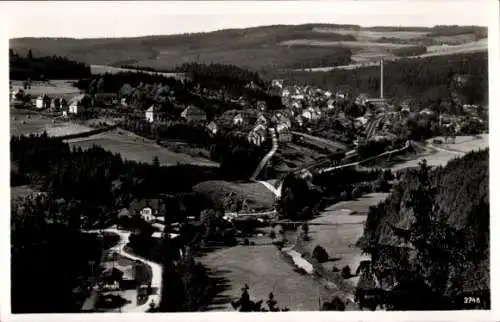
{"left": 192, "top": 180, "right": 276, "bottom": 211}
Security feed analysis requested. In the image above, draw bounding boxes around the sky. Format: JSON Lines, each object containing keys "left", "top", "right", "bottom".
{"left": 2, "top": 0, "right": 492, "bottom": 39}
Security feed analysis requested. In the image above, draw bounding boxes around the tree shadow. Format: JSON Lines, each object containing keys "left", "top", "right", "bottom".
{"left": 201, "top": 268, "right": 234, "bottom": 312}
{"left": 325, "top": 257, "right": 342, "bottom": 263}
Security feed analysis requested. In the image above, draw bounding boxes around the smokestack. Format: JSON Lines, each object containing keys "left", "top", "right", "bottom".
{"left": 380, "top": 59, "right": 384, "bottom": 99}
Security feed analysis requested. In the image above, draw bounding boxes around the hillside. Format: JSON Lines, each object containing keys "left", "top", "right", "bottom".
{"left": 274, "top": 51, "right": 488, "bottom": 106}
{"left": 10, "top": 24, "right": 487, "bottom": 72}
{"left": 357, "top": 149, "right": 489, "bottom": 309}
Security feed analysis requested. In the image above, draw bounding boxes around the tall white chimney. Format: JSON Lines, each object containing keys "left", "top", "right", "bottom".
{"left": 380, "top": 59, "right": 384, "bottom": 99}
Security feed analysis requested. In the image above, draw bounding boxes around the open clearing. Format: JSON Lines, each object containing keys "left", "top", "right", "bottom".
{"left": 67, "top": 129, "right": 218, "bottom": 167}
{"left": 11, "top": 80, "right": 81, "bottom": 99}
{"left": 298, "top": 193, "right": 389, "bottom": 285}
{"left": 294, "top": 38, "right": 487, "bottom": 72}
{"left": 91, "top": 65, "right": 183, "bottom": 79}
{"left": 280, "top": 39, "right": 414, "bottom": 49}
{"left": 424, "top": 39, "right": 487, "bottom": 55}
{"left": 193, "top": 180, "right": 276, "bottom": 211}
{"left": 313, "top": 28, "right": 430, "bottom": 40}
{"left": 391, "top": 135, "right": 488, "bottom": 171}
{"left": 431, "top": 134, "right": 488, "bottom": 153}
{"left": 10, "top": 109, "right": 94, "bottom": 137}
{"left": 199, "top": 243, "right": 325, "bottom": 311}
{"left": 11, "top": 185, "right": 41, "bottom": 201}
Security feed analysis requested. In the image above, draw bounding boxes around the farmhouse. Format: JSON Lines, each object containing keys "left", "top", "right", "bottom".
{"left": 129, "top": 198, "right": 166, "bottom": 222}
{"left": 233, "top": 113, "right": 244, "bottom": 126}
{"left": 248, "top": 124, "right": 267, "bottom": 146}
{"left": 272, "top": 79, "right": 284, "bottom": 88}
{"left": 68, "top": 94, "right": 91, "bottom": 114}
{"left": 206, "top": 121, "right": 218, "bottom": 135}
{"left": 11, "top": 88, "right": 24, "bottom": 101}
{"left": 256, "top": 114, "right": 267, "bottom": 126}
{"left": 181, "top": 105, "right": 207, "bottom": 123}
{"left": 35, "top": 96, "right": 44, "bottom": 109}
{"left": 145, "top": 105, "right": 159, "bottom": 123}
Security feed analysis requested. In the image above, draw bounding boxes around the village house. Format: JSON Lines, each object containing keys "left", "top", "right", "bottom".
{"left": 181, "top": 105, "right": 207, "bottom": 123}
{"left": 326, "top": 99, "right": 335, "bottom": 110}
{"left": 35, "top": 96, "right": 44, "bottom": 109}
{"left": 233, "top": 113, "right": 244, "bottom": 126}
{"left": 419, "top": 108, "right": 435, "bottom": 117}
{"left": 256, "top": 114, "right": 267, "bottom": 126}
{"left": 295, "top": 115, "right": 304, "bottom": 127}
{"left": 301, "top": 107, "right": 321, "bottom": 121}
{"left": 206, "top": 121, "right": 218, "bottom": 135}
{"left": 248, "top": 124, "right": 267, "bottom": 146}
{"left": 129, "top": 198, "right": 166, "bottom": 223}
{"left": 11, "top": 88, "right": 24, "bottom": 101}
{"left": 145, "top": 104, "right": 158, "bottom": 123}
{"left": 68, "top": 94, "right": 91, "bottom": 114}
{"left": 282, "top": 89, "right": 290, "bottom": 97}
{"left": 272, "top": 79, "right": 284, "bottom": 88}
{"left": 120, "top": 98, "right": 129, "bottom": 107}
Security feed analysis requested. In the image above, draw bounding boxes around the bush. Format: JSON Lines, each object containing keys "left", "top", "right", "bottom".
{"left": 340, "top": 190, "right": 350, "bottom": 200}
{"left": 321, "top": 297, "right": 346, "bottom": 311}
{"left": 351, "top": 187, "right": 361, "bottom": 199}
{"left": 312, "top": 245, "right": 329, "bottom": 263}
{"left": 341, "top": 265, "right": 352, "bottom": 279}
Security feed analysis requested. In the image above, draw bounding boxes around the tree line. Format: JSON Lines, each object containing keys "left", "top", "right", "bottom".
{"left": 9, "top": 49, "right": 91, "bottom": 80}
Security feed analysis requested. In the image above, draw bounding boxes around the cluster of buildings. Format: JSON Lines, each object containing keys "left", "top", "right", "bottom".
{"left": 10, "top": 86, "right": 94, "bottom": 117}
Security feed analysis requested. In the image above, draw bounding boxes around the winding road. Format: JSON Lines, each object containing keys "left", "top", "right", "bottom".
{"left": 86, "top": 228, "right": 163, "bottom": 312}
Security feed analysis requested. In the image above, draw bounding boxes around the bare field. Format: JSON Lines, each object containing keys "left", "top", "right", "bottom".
{"left": 193, "top": 180, "right": 276, "bottom": 211}
{"left": 313, "top": 28, "right": 430, "bottom": 40}
{"left": 67, "top": 130, "right": 218, "bottom": 167}
{"left": 11, "top": 80, "right": 81, "bottom": 99}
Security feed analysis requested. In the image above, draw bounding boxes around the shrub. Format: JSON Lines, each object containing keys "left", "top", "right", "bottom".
{"left": 312, "top": 245, "right": 329, "bottom": 263}
{"left": 351, "top": 187, "right": 361, "bottom": 199}
{"left": 341, "top": 265, "right": 352, "bottom": 279}
{"left": 321, "top": 297, "right": 346, "bottom": 311}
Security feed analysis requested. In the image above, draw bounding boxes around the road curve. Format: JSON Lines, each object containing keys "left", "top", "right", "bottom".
{"left": 86, "top": 228, "right": 163, "bottom": 312}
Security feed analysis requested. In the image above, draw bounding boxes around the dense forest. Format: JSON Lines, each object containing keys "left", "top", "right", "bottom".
{"left": 10, "top": 133, "right": 226, "bottom": 312}
{"left": 358, "top": 149, "right": 489, "bottom": 309}
{"left": 273, "top": 52, "right": 488, "bottom": 106}
{"left": 9, "top": 49, "right": 91, "bottom": 80}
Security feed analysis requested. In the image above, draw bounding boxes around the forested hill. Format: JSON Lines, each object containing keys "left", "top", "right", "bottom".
{"left": 274, "top": 51, "right": 488, "bottom": 106}
{"left": 9, "top": 49, "right": 91, "bottom": 80}
{"left": 358, "top": 149, "right": 489, "bottom": 309}
{"left": 9, "top": 24, "right": 487, "bottom": 71}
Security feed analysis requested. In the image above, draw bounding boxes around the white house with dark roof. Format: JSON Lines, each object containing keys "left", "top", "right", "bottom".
{"left": 145, "top": 105, "right": 157, "bottom": 123}
{"left": 68, "top": 94, "right": 90, "bottom": 114}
